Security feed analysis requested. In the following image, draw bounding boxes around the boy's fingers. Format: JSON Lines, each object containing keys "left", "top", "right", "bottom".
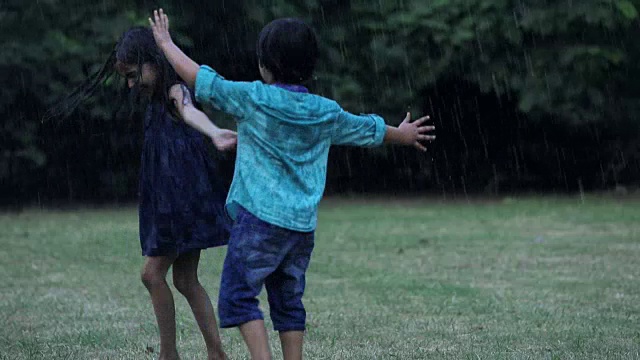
{"left": 415, "top": 142, "right": 427, "bottom": 152}
{"left": 402, "top": 112, "right": 411, "bottom": 123}
{"left": 413, "top": 115, "right": 430, "bottom": 126}
{"left": 417, "top": 125, "right": 436, "bottom": 133}
{"left": 418, "top": 134, "right": 436, "bottom": 141}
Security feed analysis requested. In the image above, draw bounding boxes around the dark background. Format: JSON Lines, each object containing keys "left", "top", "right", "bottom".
{"left": 2, "top": 0, "right": 639, "bottom": 207}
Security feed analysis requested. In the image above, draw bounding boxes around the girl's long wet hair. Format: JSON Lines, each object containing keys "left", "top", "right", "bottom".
{"left": 47, "top": 27, "right": 179, "bottom": 121}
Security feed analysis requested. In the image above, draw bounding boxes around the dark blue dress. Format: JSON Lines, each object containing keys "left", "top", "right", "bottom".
{"left": 138, "top": 102, "right": 230, "bottom": 256}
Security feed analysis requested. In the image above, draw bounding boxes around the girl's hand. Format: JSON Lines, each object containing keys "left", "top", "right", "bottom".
{"left": 212, "top": 129, "right": 238, "bottom": 151}
{"left": 149, "top": 8, "right": 173, "bottom": 50}
{"left": 397, "top": 112, "right": 435, "bottom": 151}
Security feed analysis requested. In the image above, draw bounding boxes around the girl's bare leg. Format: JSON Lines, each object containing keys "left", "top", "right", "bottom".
{"left": 141, "top": 255, "right": 179, "bottom": 360}
{"left": 173, "top": 251, "right": 227, "bottom": 360}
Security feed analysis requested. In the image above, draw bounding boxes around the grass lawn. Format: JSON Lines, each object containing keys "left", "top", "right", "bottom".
{"left": 1, "top": 196, "right": 639, "bottom": 359}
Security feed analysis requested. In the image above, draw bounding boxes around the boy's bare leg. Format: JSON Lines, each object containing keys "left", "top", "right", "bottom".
{"left": 239, "top": 319, "right": 272, "bottom": 360}
{"left": 279, "top": 331, "right": 304, "bottom": 360}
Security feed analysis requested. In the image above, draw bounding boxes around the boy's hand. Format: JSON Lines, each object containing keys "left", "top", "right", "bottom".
{"left": 169, "top": 84, "right": 192, "bottom": 110}
{"left": 397, "top": 112, "right": 435, "bottom": 151}
{"left": 169, "top": 84, "right": 184, "bottom": 107}
{"left": 212, "top": 129, "right": 238, "bottom": 151}
{"left": 149, "top": 8, "right": 173, "bottom": 50}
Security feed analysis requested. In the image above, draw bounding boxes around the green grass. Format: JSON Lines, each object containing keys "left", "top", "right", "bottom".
{"left": 1, "top": 196, "right": 639, "bottom": 359}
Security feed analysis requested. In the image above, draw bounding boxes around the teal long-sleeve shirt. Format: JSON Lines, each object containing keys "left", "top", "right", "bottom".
{"left": 195, "top": 65, "right": 386, "bottom": 232}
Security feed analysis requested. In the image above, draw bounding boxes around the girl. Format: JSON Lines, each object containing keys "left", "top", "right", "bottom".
{"left": 53, "top": 27, "right": 232, "bottom": 360}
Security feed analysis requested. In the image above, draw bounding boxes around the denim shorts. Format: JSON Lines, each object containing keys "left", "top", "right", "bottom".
{"left": 218, "top": 207, "right": 315, "bottom": 331}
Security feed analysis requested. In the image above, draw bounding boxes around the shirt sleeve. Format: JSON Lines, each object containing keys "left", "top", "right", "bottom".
{"left": 331, "top": 110, "right": 387, "bottom": 147}
{"left": 194, "top": 65, "right": 255, "bottom": 121}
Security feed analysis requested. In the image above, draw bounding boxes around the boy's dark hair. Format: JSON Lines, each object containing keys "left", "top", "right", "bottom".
{"left": 256, "top": 18, "right": 318, "bottom": 84}
{"left": 47, "top": 27, "right": 179, "bottom": 120}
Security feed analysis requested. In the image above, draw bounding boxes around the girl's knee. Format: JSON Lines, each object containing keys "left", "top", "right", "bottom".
{"left": 173, "top": 271, "right": 200, "bottom": 296}
{"left": 140, "top": 266, "right": 166, "bottom": 289}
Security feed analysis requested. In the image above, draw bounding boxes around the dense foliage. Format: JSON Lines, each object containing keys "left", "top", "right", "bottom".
{"left": 2, "top": 0, "right": 639, "bottom": 204}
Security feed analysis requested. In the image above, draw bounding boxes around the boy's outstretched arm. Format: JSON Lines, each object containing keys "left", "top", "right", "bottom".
{"left": 149, "top": 9, "right": 199, "bottom": 88}
{"left": 169, "top": 84, "right": 237, "bottom": 151}
{"left": 333, "top": 111, "right": 435, "bottom": 151}
{"left": 384, "top": 112, "right": 435, "bottom": 152}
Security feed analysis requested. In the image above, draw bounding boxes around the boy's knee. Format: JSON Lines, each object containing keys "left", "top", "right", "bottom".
{"left": 267, "top": 288, "right": 306, "bottom": 332}
{"left": 272, "top": 312, "right": 306, "bottom": 332}
{"left": 217, "top": 287, "right": 264, "bottom": 328}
